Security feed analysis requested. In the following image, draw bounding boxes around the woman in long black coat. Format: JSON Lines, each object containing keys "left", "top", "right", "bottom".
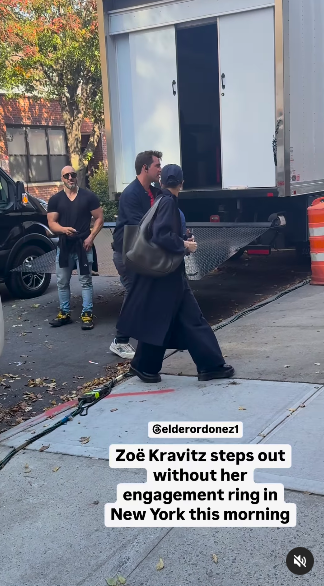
{"left": 117, "top": 164, "right": 234, "bottom": 383}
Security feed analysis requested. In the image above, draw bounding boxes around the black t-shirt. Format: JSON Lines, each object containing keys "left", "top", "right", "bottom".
{"left": 47, "top": 188, "right": 100, "bottom": 238}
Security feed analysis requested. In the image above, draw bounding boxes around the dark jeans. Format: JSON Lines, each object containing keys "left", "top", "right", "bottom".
{"left": 113, "top": 250, "right": 135, "bottom": 343}
{"left": 131, "top": 287, "right": 225, "bottom": 374}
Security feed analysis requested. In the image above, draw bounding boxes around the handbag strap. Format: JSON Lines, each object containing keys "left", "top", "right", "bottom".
{"left": 139, "top": 196, "right": 163, "bottom": 227}
{"left": 139, "top": 196, "right": 163, "bottom": 239}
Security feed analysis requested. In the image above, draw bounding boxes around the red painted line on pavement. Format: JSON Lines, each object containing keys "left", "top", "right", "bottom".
{"left": 43, "top": 400, "right": 77, "bottom": 417}
{"left": 1, "top": 389, "right": 176, "bottom": 438}
{"left": 106, "top": 389, "right": 175, "bottom": 399}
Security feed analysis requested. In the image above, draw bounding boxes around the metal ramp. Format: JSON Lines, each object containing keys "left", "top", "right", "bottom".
{"left": 12, "top": 222, "right": 272, "bottom": 280}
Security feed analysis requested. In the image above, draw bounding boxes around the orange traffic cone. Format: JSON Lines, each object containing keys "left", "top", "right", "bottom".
{"left": 308, "top": 197, "right": 324, "bottom": 285}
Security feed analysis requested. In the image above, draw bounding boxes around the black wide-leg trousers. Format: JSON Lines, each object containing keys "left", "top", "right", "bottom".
{"left": 131, "top": 287, "right": 225, "bottom": 374}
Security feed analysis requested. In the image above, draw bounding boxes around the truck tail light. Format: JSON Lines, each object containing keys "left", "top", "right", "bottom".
{"left": 247, "top": 245, "right": 271, "bottom": 255}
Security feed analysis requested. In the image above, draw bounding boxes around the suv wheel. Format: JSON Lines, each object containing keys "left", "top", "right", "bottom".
{"left": 5, "top": 245, "right": 52, "bottom": 299}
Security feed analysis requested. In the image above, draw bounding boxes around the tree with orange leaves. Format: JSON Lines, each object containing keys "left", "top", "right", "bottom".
{"left": 0, "top": 0, "right": 104, "bottom": 186}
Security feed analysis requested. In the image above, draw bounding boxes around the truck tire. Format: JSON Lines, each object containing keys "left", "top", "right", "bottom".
{"left": 5, "top": 245, "right": 52, "bottom": 299}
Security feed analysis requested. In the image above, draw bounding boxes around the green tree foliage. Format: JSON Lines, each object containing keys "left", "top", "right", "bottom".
{"left": 0, "top": 0, "right": 104, "bottom": 186}
{"left": 89, "top": 163, "right": 118, "bottom": 221}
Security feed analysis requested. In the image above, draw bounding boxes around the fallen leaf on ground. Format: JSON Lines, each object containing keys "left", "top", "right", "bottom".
{"left": 39, "top": 445, "right": 50, "bottom": 452}
{"left": 117, "top": 577, "right": 126, "bottom": 585}
{"left": 156, "top": 558, "right": 164, "bottom": 571}
{"left": 212, "top": 554, "right": 218, "bottom": 564}
{"left": 79, "top": 436, "right": 90, "bottom": 444}
{"left": 238, "top": 407, "right": 246, "bottom": 411}
{"left": 52, "top": 467, "right": 60, "bottom": 472}
{"left": 27, "top": 378, "right": 45, "bottom": 388}
{"left": 46, "top": 383, "right": 56, "bottom": 390}
{"left": 106, "top": 578, "right": 117, "bottom": 586}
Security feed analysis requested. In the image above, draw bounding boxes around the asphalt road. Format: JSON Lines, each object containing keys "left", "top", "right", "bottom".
{"left": 0, "top": 250, "right": 310, "bottom": 431}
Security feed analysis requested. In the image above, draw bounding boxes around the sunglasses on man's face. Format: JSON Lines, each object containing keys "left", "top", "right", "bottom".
{"left": 62, "top": 172, "right": 77, "bottom": 180}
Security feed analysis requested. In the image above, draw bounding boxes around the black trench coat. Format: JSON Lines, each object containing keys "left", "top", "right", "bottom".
{"left": 116, "top": 189, "right": 191, "bottom": 348}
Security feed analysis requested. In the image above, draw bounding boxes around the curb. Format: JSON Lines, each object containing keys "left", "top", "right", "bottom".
{"left": 0, "top": 388, "right": 176, "bottom": 442}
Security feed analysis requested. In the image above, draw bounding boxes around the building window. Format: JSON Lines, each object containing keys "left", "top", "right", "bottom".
{"left": 6, "top": 126, "right": 69, "bottom": 183}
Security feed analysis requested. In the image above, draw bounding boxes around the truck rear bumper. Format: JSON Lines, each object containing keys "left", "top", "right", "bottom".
{"left": 180, "top": 188, "right": 279, "bottom": 200}
{"left": 185, "top": 222, "right": 273, "bottom": 279}
{"left": 11, "top": 222, "right": 274, "bottom": 281}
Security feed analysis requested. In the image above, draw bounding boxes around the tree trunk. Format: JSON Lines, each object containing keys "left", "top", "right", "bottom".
{"left": 61, "top": 103, "right": 87, "bottom": 187}
{"left": 82, "top": 122, "right": 102, "bottom": 167}
{"left": 60, "top": 101, "right": 102, "bottom": 189}
{"left": 77, "top": 166, "right": 87, "bottom": 189}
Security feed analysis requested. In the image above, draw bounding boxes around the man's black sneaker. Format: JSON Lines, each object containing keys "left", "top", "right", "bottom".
{"left": 129, "top": 366, "right": 161, "bottom": 384}
{"left": 198, "top": 364, "right": 235, "bottom": 381}
{"left": 49, "top": 311, "right": 72, "bottom": 327}
{"left": 81, "top": 311, "right": 94, "bottom": 330}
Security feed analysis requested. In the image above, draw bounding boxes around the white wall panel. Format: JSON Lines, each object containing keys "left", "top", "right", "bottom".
{"left": 109, "top": 0, "right": 274, "bottom": 35}
{"left": 129, "top": 26, "right": 181, "bottom": 165}
{"left": 115, "top": 35, "right": 136, "bottom": 184}
{"left": 289, "top": 0, "right": 324, "bottom": 184}
{"left": 219, "top": 8, "right": 276, "bottom": 187}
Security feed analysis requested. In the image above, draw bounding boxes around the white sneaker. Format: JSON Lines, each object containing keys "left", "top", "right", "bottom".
{"left": 110, "top": 340, "right": 135, "bottom": 360}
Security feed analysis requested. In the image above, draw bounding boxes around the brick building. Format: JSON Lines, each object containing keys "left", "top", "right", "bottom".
{"left": 0, "top": 94, "right": 108, "bottom": 201}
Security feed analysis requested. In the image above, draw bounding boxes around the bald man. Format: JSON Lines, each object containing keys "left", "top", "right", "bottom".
{"left": 47, "top": 166, "right": 104, "bottom": 330}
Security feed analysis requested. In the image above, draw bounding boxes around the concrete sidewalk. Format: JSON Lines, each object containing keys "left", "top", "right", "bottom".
{"left": 1, "top": 283, "right": 324, "bottom": 586}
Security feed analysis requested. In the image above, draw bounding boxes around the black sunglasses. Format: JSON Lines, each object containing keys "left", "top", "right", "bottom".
{"left": 62, "top": 172, "right": 77, "bottom": 179}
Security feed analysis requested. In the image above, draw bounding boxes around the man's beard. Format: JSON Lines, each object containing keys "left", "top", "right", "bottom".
{"left": 64, "top": 181, "right": 77, "bottom": 191}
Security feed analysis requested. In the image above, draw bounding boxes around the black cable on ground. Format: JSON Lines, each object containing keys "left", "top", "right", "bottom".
{"left": 164, "top": 278, "right": 310, "bottom": 360}
{"left": 211, "top": 278, "right": 310, "bottom": 332}
{"left": 0, "top": 278, "right": 310, "bottom": 470}
{"left": 0, "top": 373, "right": 127, "bottom": 471}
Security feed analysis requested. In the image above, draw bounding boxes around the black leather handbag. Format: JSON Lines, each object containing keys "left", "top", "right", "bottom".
{"left": 123, "top": 197, "right": 185, "bottom": 277}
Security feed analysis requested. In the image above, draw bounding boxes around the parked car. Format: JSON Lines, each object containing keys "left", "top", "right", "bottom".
{"left": 0, "top": 168, "right": 56, "bottom": 298}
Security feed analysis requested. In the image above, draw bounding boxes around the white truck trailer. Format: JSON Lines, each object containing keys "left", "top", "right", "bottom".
{"left": 96, "top": 0, "right": 324, "bottom": 271}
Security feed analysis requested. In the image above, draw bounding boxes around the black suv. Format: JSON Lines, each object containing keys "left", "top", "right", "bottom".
{"left": 0, "top": 168, "right": 56, "bottom": 298}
